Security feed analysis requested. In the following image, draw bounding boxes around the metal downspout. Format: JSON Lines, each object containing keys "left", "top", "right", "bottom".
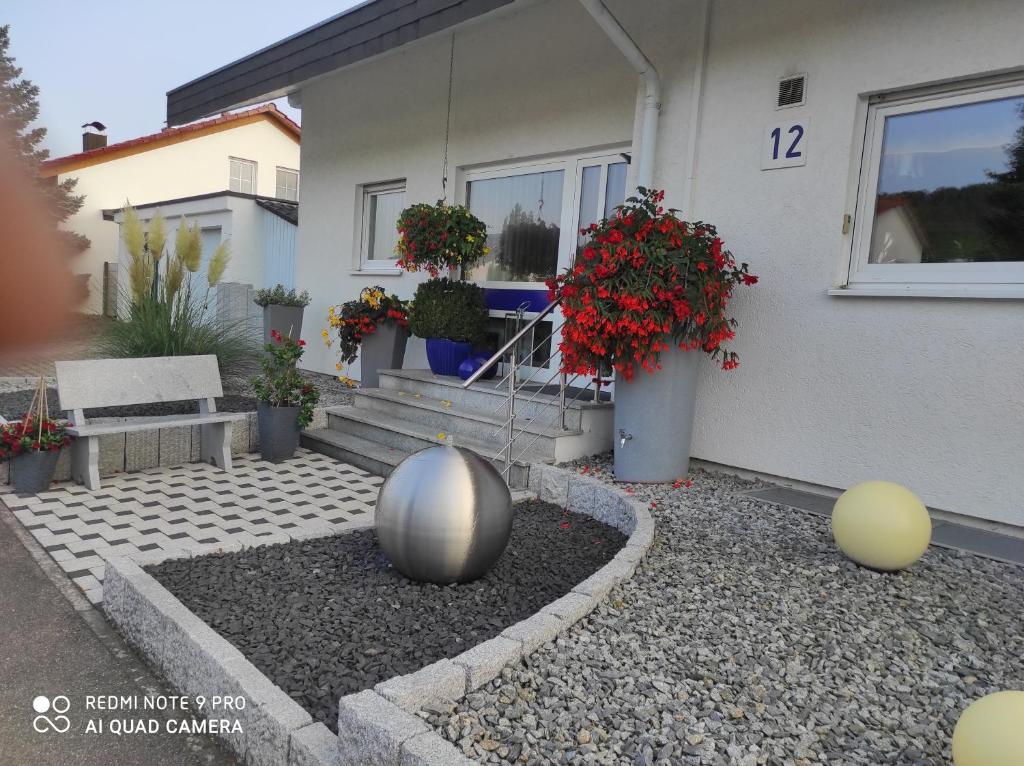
{"left": 578, "top": 0, "right": 661, "bottom": 190}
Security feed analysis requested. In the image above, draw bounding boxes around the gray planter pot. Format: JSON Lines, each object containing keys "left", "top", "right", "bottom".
{"left": 10, "top": 450, "right": 61, "bottom": 494}
{"left": 613, "top": 345, "right": 701, "bottom": 483}
{"left": 257, "top": 403, "right": 301, "bottom": 463}
{"left": 262, "top": 304, "right": 305, "bottom": 345}
{"left": 360, "top": 323, "right": 409, "bottom": 388}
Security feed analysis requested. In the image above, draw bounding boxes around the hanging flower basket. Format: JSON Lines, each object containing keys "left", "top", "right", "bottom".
{"left": 547, "top": 188, "right": 758, "bottom": 481}
{"left": 396, "top": 201, "right": 489, "bottom": 277}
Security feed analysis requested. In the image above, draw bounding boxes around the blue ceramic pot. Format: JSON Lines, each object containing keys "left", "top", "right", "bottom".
{"left": 425, "top": 338, "right": 473, "bottom": 377}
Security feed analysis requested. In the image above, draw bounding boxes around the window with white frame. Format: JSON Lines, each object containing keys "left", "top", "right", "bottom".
{"left": 849, "top": 78, "right": 1024, "bottom": 290}
{"left": 276, "top": 167, "right": 299, "bottom": 201}
{"left": 229, "top": 157, "right": 257, "bottom": 194}
{"left": 359, "top": 180, "right": 406, "bottom": 269}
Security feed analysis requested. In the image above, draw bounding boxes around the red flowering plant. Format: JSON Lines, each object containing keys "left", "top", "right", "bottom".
{"left": 547, "top": 188, "right": 757, "bottom": 381}
{"left": 324, "top": 286, "right": 410, "bottom": 381}
{"left": 0, "top": 416, "right": 73, "bottom": 461}
{"left": 252, "top": 330, "right": 320, "bottom": 427}
{"left": 395, "top": 201, "right": 489, "bottom": 277}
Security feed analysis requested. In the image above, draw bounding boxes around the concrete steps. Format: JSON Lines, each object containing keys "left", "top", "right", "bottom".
{"left": 301, "top": 369, "right": 614, "bottom": 489}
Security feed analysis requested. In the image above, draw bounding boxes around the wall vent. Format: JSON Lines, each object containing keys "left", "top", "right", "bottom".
{"left": 777, "top": 74, "right": 806, "bottom": 108}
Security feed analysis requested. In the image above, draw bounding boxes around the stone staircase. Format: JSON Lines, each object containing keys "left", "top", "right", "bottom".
{"left": 301, "top": 369, "right": 613, "bottom": 487}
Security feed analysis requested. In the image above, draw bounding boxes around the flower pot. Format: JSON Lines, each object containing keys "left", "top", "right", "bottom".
{"left": 257, "top": 403, "right": 301, "bottom": 463}
{"left": 425, "top": 338, "right": 473, "bottom": 377}
{"left": 263, "top": 304, "right": 305, "bottom": 345}
{"left": 10, "top": 450, "right": 60, "bottom": 494}
{"left": 613, "top": 345, "right": 701, "bottom": 483}
{"left": 360, "top": 323, "right": 409, "bottom": 388}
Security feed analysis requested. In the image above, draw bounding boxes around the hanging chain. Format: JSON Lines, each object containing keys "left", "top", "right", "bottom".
{"left": 441, "top": 34, "right": 455, "bottom": 200}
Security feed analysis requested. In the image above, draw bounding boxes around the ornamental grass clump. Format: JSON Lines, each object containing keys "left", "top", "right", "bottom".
{"left": 103, "top": 204, "right": 255, "bottom": 379}
{"left": 324, "top": 286, "right": 409, "bottom": 380}
{"left": 548, "top": 188, "right": 758, "bottom": 381}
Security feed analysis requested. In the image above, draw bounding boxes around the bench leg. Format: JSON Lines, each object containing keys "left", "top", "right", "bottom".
{"left": 200, "top": 422, "right": 233, "bottom": 471}
{"left": 71, "top": 436, "right": 101, "bottom": 490}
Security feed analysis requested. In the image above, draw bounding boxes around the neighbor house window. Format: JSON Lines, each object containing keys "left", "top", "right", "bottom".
{"left": 849, "top": 78, "right": 1024, "bottom": 290}
{"left": 229, "top": 158, "right": 257, "bottom": 194}
{"left": 276, "top": 167, "right": 299, "bottom": 201}
{"left": 359, "top": 180, "right": 406, "bottom": 269}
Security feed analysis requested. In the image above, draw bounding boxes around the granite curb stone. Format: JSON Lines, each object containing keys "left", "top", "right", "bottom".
{"left": 336, "top": 690, "right": 431, "bottom": 765}
{"left": 375, "top": 659, "right": 467, "bottom": 712}
{"left": 451, "top": 637, "right": 525, "bottom": 692}
{"left": 500, "top": 612, "right": 566, "bottom": 655}
{"left": 400, "top": 732, "right": 476, "bottom": 766}
{"left": 289, "top": 723, "right": 340, "bottom": 766}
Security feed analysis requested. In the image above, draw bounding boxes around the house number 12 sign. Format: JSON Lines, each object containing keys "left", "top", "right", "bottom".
{"left": 761, "top": 117, "right": 809, "bottom": 169}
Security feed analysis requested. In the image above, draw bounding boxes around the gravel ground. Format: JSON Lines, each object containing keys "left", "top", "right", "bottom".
{"left": 421, "top": 455, "right": 1024, "bottom": 765}
{"left": 149, "top": 500, "right": 626, "bottom": 732}
{"left": 0, "top": 369, "right": 352, "bottom": 419}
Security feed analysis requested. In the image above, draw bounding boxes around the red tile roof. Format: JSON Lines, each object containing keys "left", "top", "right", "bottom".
{"left": 40, "top": 103, "right": 300, "bottom": 178}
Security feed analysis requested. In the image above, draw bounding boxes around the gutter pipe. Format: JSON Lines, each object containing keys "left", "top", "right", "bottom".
{"left": 578, "top": 0, "right": 661, "bottom": 190}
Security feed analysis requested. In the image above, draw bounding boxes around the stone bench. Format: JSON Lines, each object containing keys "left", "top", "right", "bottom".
{"left": 56, "top": 356, "right": 245, "bottom": 490}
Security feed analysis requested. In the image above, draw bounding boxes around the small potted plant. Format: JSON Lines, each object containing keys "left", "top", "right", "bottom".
{"left": 1, "top": 378, "right": 73, "bottom": 494}
{"left": 252, "top": 330, "right": 320, "bottom": 462}
{"left": 549, "top": 188, "right": 758, "bottom": 483}
{"left": 408, "top": 278, "right": 489, "bottom": 376}
{"left": 254, "top": 284, "right": 311, "bottom": 347}
{"left": 396, "top": 200, "right": 491, "bottom": 376}
{"left": 324, "top": 286, "right": 410, "bottom": 388}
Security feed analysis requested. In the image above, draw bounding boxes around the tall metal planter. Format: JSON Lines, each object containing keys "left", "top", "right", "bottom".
{"left": 257, "top": 403, "right": 301, "bottom": 463}
{"left": 360, "top": 323, "right": 409, "bottom": 388}
{"left": 613, "top": 345, "right": 701, "bottom": 483}
{"left": 10, "top": 450, "right": 60, "bottom": 494}
{"left": 263, "top": 305, "right": 305, "bottom": 345}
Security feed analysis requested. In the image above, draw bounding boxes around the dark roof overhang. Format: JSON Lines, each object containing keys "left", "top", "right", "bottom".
{"left": 167, "top": 0, "right": 517, "bottom": 125}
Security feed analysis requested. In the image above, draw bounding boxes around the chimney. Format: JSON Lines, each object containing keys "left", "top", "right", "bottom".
{"left": 81, "top": 121, "right": 107, "bottom": 152}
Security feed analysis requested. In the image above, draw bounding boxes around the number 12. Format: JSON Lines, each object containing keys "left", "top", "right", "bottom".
{"left": 770, "top": 125, "right": 804, "bottom": 160}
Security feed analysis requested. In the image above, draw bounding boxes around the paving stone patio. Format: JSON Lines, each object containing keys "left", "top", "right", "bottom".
{"left": 0, "top": 449, "right": 381, "bottom": 604}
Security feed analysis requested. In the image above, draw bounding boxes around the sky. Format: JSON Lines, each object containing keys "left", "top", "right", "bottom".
{"left": 4, "top": 0, "right": 365, "bottom": 158}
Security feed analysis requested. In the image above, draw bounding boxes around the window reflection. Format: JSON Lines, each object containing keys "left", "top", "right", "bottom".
{"left": 466, "top": 170, "right": 564, "bottom": 282}
{"left": 870, "top": 95, "right": 1024, "bottom": 264}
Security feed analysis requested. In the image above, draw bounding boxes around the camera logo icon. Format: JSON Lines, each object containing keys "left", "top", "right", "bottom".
{"left": 32, "top": 695, "right": 71, "bottom": 733}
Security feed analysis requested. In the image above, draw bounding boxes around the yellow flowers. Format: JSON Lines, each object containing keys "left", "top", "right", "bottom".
{"left": 361, "top": 287, "right": 385, "bottom": 310}
{"left": 483, "top": 246, "right": 491, "bottom": 255}
{"left": 337, "top": 375, "right": 356, "bottom": 387}
{"left": 437, "top": 432, "right": 447, "bottom": 440}
{"left": 465, "top": 235, "right": 475, "bottom": 242}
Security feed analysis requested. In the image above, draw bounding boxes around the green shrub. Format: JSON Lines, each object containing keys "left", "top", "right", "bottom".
{"left": 254, "top": 284, "right": 310, "bottom": 308}
{"left": 408, "top": 278, "right": 488, "bottom": 343}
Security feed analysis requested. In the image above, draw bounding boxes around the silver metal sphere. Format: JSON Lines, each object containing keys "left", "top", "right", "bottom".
{"left": 375, "top": 445, "right": 513, "bottom": 584}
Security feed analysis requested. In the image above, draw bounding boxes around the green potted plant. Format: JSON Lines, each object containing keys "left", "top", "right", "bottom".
{"left": 325, "top": 286, "right": 410, "bottom": 388}
{"left": 1, "top": 378, "right": 73, "bottom": 494}
{"left": 252, "top": 330, "right": 320, "bottom": 462}
{"left": 408, "top": 278, "right": 488, "bottom": 376}
{"left": 254, "top": 284, "right": 311, "bottom": 347}
{"left": 549, "top": 188, "right": 758, "bottom": 482}
{"left": 396, "top": 200, "right": 490, "bottom": 375}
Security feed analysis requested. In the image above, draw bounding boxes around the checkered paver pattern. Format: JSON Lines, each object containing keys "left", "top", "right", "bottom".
{"left": 1, "top": 450, "right": 382, "bottom": 604}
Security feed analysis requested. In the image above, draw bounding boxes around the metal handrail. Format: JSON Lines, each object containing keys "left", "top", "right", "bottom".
{"left": 461, "top": 297, "right": 562, "bottom": 388}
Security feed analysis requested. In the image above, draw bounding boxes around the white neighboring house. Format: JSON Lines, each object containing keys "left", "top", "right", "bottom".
{"left": 107, "top": 192, "right": 298, "bottom": 331}
{"left": 168, "top": 0, "right": 1024, "bottom": 528}
{"left": 40, "top": 104, "right": 301, "bottom": 313}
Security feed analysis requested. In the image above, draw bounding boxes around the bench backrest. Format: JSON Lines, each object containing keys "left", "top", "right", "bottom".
{"left": 56, "top": 355, "right": 224, "bottom": 413}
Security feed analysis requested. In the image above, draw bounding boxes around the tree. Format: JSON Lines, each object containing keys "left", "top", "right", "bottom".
{"left": 985, "top": 102, "right": 1024, "bottom": 261}
{"left": 0, "top": 25, "right": 89, "bottom": 258}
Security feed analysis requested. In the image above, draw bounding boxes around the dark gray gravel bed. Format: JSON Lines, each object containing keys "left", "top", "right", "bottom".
{"left": 423, "top": 455, "right": 1024, "bottom": 765}
{"left": 147, "top": 500, "right": 626, "bottom": 733}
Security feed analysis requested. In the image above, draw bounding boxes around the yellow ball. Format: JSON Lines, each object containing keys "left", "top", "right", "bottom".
{"left": 953, "top": 691, "right": 1024, "bottom": 766}
{"left": 831, "top": 481, "right": 931, "bottom": 571}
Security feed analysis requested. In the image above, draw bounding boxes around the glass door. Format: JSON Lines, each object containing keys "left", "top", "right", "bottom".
{"left": 464, "top": 152, "right": 629, "bottom": 381}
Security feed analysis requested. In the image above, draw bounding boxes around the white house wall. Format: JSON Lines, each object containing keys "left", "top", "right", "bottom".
{"left": 59, "top": 120, "right": 299, "bottom": 313}
{"left": 295, "top": 0, "right": 1024, "bottom": 526}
